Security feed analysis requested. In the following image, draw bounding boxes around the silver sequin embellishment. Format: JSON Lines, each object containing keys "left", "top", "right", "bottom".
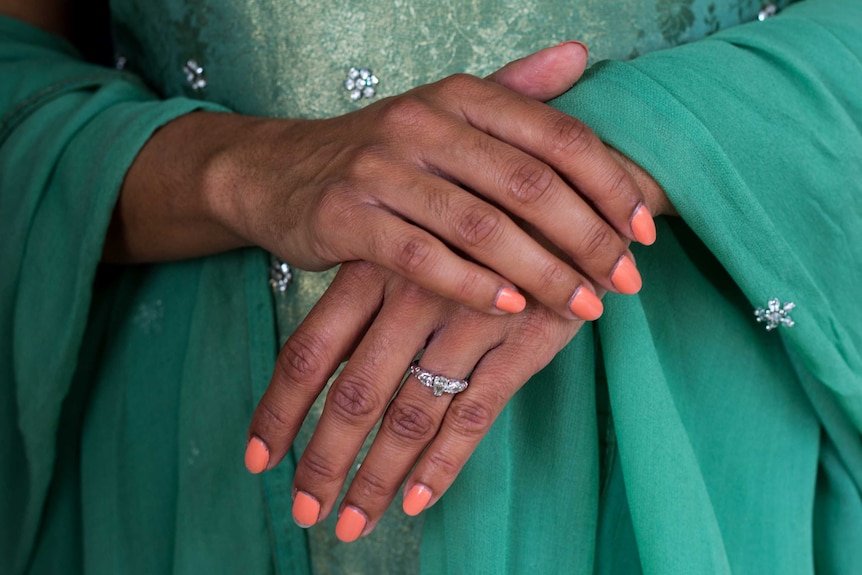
{"left": 758, "top": 3, "right": 778, "bottom": 21}
{"left": 269, "top": 259, "right": 293, "bottom": 292}
{"left": 344, "top": 67, "right": 379, "bottom": 101}
{"left": 183, "top": 59, "right": 207, "bottom": 91}
{"left": 755, "top": 298, "right": 795, "bottom": 331}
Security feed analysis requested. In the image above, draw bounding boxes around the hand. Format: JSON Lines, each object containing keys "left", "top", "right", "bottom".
{"left": 108, "top": 42, "right": 655, "bottom": 319}
{"left": 243, "top": 149, "right": 671, "bottom": 541}
{"left": 244, "top": 260, "right": 588, "bottom": 540}
{"left": 221, "top": 42, "right": 654, "bottom": 317}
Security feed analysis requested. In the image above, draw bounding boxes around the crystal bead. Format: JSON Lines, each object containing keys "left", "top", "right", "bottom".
{"left": 344, "top": 66, "right": 380, "bottom": 102}
{"left": 183, "top": 59, "right": 207, "bottom": 91}
{"left": 758, "top": 3, "right": 778, "bottom": 21}
{"left": 269, "top": 259, "right": 293, "bottom": 292}
{"left": 754, "top": 298, "right": 795, "bottom": 331}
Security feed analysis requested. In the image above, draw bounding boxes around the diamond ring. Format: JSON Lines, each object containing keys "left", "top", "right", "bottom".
{"left": 409, "top": 361, "right": 469, "bottom": 397}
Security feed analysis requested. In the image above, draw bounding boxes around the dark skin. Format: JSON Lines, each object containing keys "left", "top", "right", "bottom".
{"left": 3, "top": 0, "right": 675, "bottom": 541}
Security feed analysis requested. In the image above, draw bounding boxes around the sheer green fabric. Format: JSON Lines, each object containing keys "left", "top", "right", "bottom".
{"left": 2, "top": 0, "right": 860, "bottom": 574}
{"left": 424, "top": 4, "right": 862, "bottom": 572}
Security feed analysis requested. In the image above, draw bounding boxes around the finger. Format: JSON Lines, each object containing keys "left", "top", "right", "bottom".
{"left": 344, "top": 206, "right": 531, "bottom": 315}
{"left": 401, "top": 312, "right": 579, "bottom": 516}
{"left": 381, "top": 173, "right": 610, "bottom": 319}
{"left": 289, "top": 283, "right": 439, "bottom": 528}
{"left": 486, "top": 41, "right": 589, "bottom": 101}
{"left": 334, "top": 312, "right": 498, "bottom": 542}
{"left": 430, "top": 74, "right": 656, "bottom": 247}
{"left": 244, "top": 262, "right": 383, "bottom": 474}
{"left": 397, "top": 123, "right": 643, "bottom": 300}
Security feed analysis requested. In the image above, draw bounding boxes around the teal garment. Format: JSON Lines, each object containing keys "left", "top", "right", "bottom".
{"left": 1, "top": 2, "right": 861, "bottom": 575}
{"left": 426, "top": 3, "right": 862, "bottom": 573}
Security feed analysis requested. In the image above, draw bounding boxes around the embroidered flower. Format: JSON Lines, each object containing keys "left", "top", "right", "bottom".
{"left": 754, "top": 298, "right": 796, "bottom": 331}
{"left": 344, "top": 67, "right": 379, "bottom": 102}
{"left": 269, "top": 259, "right": 293, "bottom": 292}
{"left": 656, "top": 0, "right": 695, "bottom": 45}
{"left": 183, "top": 59, "right": 207, "bottom": 91}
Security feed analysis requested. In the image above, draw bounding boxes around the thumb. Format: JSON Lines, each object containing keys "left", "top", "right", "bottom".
{"left": 486, "top": 41, "right": 589, "bottom": 101}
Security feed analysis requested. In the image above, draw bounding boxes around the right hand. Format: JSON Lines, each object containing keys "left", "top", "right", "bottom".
{"left": 205, "top": 42, "right": 653, "bottom": 319}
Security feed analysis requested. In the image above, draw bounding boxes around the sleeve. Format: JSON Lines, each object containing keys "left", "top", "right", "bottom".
{"left": 0, "top": 15, "right": 230, "bottom": 572}
{"left": 551, "top": 0, "right": 862, "bottom": 441}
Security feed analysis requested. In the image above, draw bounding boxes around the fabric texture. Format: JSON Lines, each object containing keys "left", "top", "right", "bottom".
{"left": 423, "top": 2, "right": 862, "bottom": 573}
{"left": 1, "top": 0, "right": 860, "bottom": 574}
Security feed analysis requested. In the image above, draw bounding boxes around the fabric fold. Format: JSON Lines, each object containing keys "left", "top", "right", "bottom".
{"left": 0, "top": 16, "right": 230, "bottom": 574}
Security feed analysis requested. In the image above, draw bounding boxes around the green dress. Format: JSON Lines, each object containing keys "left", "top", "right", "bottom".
{"left": 2, "top": 1, "right": 861, "bottom": 574}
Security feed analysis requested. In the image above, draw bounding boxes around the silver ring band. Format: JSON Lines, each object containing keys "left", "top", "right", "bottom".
{"left": 409, "top": 361, "right": 469, "bottom": 397}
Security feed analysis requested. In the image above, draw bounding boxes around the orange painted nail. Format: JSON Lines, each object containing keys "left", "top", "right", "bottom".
{"left": 403, "top": 484, "right": 433, "bottom": 516}
{"left": 335, "top": 506, "right": 367, "bottom": 543}
{"left": 292, "top": 491, "right": 320, "bottom": 527}
{"left": 611, "top": 256, "right": 642, "bottom": 294}
{"left": 630, "top": 204, "right": 656, "bottom": 246}
{"left": 244, "top": 436, "right": 269, "bottom": 474}
{"left": 568, "top": 287, "right": 603, "bottom": 320}
{"left": 495, "top": 288, "right": 526, "bottom": 313}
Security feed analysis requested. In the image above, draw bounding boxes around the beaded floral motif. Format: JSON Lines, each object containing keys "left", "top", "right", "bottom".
{"left": 344, "top": 67, "right": 379, "bottom": 101}
{"left": 183, "top": 59, "right": 207, "bottom": 91}
{"left": 269, "top": 259, "right": 293, "bottom": 292}
{"left": 656, "top": 0, "right": 695, "bottom": 45}
{"left": 755, "top": 298, "right": 795, "bottom": 331}
{"left": 757, "top": 3, "right": 778, "bottom": 21}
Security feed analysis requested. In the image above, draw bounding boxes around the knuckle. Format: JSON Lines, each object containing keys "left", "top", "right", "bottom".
{"left": 391, "top": 234, "right": 435, "bottom": 275}
{"left": 579, "top": 219, "right": 617, "bottom": 262}
{"left": 378, "top": 95, "right": 432, "bottom": 131}
{"left": 299, "top": 448, "right": 341, "bottom": 486}
{"left": 447, "top": 398, "right": 495, "bottom": 438}
{"left": 452, "top": 267, "right": 485, "bottom": 304}
{"left": 347, "top": 145, "right": 390, "bottom": 178}
{"left": 314, "top": 185, "right": 350, "bottom": 226}
{"left": 396, "top": 279, "right": 435, "bottom": 308}
{"left": 326, "top": 373, "right": 382, "bottom": 422}
{"left": 547, "top": 115, "right": 593, "bottom": 158}
{"left": 511, "top": 316, "right": 558, "bottom": 356}
{"left": 455, "top": 205, "right": 504, "bottom": 249}
{"left": 601, "top": 166, "right": 634, "bottom": 205}
{"left": 339, "top": 260, "right": 381, "bottom": 286}
{"left": 424, "top": 449, "right": 463, "bottom": 479}
{"left": 533, "top": 260, "right": 567, "bottom": 293}
{"left": 436, "top": 73, "right": 477, "bottom": 95}
{"left": 256, "top": 399, "right": 290, "bottom": 432}
{"left": 352, "top": 468, "right": 391, "bottom": 501}
{"left": 277, "top": 331, "right": 330, "bottom": 384}
{"left": 505, "top": 160, "right": 556, "bottom": 206}
{"left": 383, "top": 401, "right": 439, "bottom": 444}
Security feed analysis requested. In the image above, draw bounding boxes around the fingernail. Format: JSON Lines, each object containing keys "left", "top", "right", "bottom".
{"left": 292, "top": 491, "right": 320, "bottom": 527}
{"left": 335, "top": 506, "right": 367, "bottom": 543}
{"left": 568, "top": 286, "right": 603, "bottom": 320}
{"left": 495, "top": 288, "right": 526, "bottom": 313}
{"left": 403, "top": 484, "right": 433, "bottom": 516}
{"left": 556, "top": 40, "right": 589, "bottom": 57}
{"left": 611, "top": 256, "right": 642, "bottom": 294}
{"left": 630, "top": 204, "right": 656, "bottom": 246}
{"left": 244, "top": 436, "right": 269, "bottom": 474}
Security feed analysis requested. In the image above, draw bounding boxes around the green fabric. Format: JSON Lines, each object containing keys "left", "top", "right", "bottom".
{"left": 2, "top": 1, "right": 860, "bottom": 575}
{"left": 424, "top": 1, "right": 862, "bottom": 573}
{"left": 0, "top": 16, "right": 279, "bottom": 575}
{"left": 109, "top": 0, "right": 782, "bottom": 117}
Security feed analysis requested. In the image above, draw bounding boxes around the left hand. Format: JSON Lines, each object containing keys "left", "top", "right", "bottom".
{"left": 245, "top": 260, "right": 588, "bottom": 540}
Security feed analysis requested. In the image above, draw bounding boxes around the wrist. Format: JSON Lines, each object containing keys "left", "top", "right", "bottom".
{"left": 104, "top": 111, "right": 255, "bottom": 263}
